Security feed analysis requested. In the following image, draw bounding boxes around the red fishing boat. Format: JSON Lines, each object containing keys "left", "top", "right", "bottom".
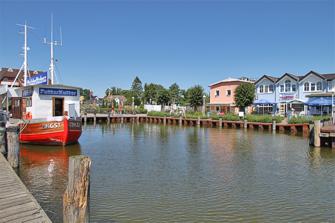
{"left": 6, "top": 20, "right": 82, "bottom": 146}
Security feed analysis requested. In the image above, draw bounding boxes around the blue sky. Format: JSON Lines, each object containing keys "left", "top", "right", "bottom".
{"left": 0, "top": 0, "right": 334, "bottom": 96}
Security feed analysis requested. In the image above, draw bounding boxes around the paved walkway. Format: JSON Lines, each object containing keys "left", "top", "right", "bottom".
{"left": 0, "top": 154, "right": 51, "bottom": 223}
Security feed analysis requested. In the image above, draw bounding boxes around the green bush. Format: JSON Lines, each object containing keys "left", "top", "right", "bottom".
{"left": 288, "top": 115, "right": 331, "bottom": 124}
{"left": 147, "top": 111, "right": 170, "bottom": 117}
{"left": 134, "top": 107, "right": 147, "bottom": 114}
{"left": 185, "top": 111, "right": 207, "bottom": 119}
{"left": 210, "top": 113, "right": 240, "bottom": 121}
{"left": 246, "top": 115, "right": 284, "bottom": 123}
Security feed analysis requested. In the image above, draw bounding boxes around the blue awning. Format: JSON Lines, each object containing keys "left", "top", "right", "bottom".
{"left": 253, "top": 98, "right": 275, "bottom": 104}
{"left": 306, "top": 97, "right": 332, "bottom": 106}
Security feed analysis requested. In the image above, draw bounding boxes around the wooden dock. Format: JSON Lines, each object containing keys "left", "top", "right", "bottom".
{"left": 0, "top": 153, "right": 51, "bottom": 223}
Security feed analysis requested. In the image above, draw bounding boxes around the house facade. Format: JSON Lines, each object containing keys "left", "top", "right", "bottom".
{"left": 209, "top": 77, "right": 254, "bottom": 114}
{"left": 254, "top": 71, "right": 335, "bottom": 116}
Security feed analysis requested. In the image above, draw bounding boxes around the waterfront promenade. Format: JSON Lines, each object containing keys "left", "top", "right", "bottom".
{"left": 0, "top": 153, "right": 51, "bottom": 223}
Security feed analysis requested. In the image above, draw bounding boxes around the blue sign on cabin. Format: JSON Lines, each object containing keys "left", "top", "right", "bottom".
{"left": 27, "top": 72, "right": 48, "bottom": 86}
{"left": 39, "top": 88, "right": 78, "bottom": 96}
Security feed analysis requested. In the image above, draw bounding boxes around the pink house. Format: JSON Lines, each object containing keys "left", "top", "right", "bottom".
{"left": 209, "top": 77, "right": 254, "bottom": 114}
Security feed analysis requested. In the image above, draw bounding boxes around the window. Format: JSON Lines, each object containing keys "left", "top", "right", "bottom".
{"left": 265, "top": 85, "right": 269, "bottom": 93}
{"left": 215, "top": 90, "right": 220, "bottom": 97}
{"left": 311, "top": 83, "right": 316, "bottom": 91}
{"left": 26, "top": 98, "right": 32, "bottom": 107}
{"left": 317, "top": 82, "right": 322, "bottom": 91}
{"left": 292, "top": 84, "right": 296, "bottom": 92}
{"left": 304, "top": 82, "right": 309, "bottom": 92}
{"left": 259, "top": 85, "right": 264, "bottom": 93}
{"left": 285, "top": 80, "right": 291, "bottom": 92}
{"left": 226, "top": 90, "right": 231, "bottom": 96}
{"left": 269, "top": 85, "right": 274, "bottom": 93}
{"left": 280, "top": 85, "right": 284, "bottom": 92}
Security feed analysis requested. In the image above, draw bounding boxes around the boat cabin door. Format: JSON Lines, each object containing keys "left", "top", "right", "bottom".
{"left": 11, "top": 97, "right": 22, "bottom": 119}
{"left": 53, "top": 97, "right": 64, "bottom": 116}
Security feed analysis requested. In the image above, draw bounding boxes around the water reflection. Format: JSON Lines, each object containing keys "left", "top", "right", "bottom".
{"left": 18, "top": 124, "right": 335, "bottom": 222}
{"left": 19, "top": 144, "right": 82, "bottom": 222}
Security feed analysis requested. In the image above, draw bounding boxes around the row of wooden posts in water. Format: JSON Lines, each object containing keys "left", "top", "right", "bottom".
{"left": 0, "top": 125, "right": 91, "bottom": 223}
{"left": 83, "top": 114, "right": 311, "bottom": 136}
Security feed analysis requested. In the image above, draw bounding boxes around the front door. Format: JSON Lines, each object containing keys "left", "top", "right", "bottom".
{"left": 53, "top": 97, "right": 64, "bottom": 116}
{"left": 11, "top": 98, "right": 21, "bottom": 119}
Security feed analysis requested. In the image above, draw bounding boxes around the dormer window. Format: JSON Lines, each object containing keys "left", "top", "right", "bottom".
{"left": 292, "top": 84, "right": 296, "bottom": 92}
{"left": 317, "top": 82, "right": 322, "bottom": 91}
{"left": 285, "top": 80, "right": 291, "bottom": 92}
{"left": 311, "top": 83, "right": 316, "bottom": 91}
{"left": 280, "top": 85, "right": 284, "bottom": 92}
{"left": 259, "top": 85, "right": 264, "bottom": 93}
{"left": 304, "top": 82, "right": 309, "bottom": 91}
{"left": 269, "top": 85, "right": 274, "bottom": 92}
{"left": 8, "top": 68, "right": 13, "bottom": 72}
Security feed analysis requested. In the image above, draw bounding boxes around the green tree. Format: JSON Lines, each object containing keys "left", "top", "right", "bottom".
{"left": 234, "top": 83, "right": 255, "bottom": 111}
{"left": 80, "top": 89, "right": 91, "bottom": 101}
{"left": 130, "top": 76, "right": 143, "bottom": 105}
{"left": 105, "top": 87, "right": 123, "bottom": 96}
{"left": 186, "top": 85, "right": 204, "bottom": 111}
{"left": 157, "top": 88, "right": 170, "bottom": 109}
{"left": 169, "top": 83, "right": 181, "bottom": 105}
{"left": 143, "top": 83, "right": 164, "bottom": 104}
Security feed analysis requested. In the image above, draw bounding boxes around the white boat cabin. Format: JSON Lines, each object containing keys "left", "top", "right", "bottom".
{"left": 8, "top": 84, "right": 80, "bottom": 120}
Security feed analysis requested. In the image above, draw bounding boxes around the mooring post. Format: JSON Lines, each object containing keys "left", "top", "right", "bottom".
{"left": 0, "top": 123, "right": 6, "bottom": 154}
{"left": 272, "top": 120, "right": 276, "bottom": 133}
{"left": 179, "top": 116, "right": 182, "bottom": 127}
{"left": 218, "top": 118, "right": 222, "bottom": 128}
{"left": 197, "top": 117, "right": 200, "bottom": 126}
{"left": 121, "top": 116, "right": 124, "bottom": 124}
{"left": 313, "top": 120, "right": 321, "bottom": 147}
{"left": 84, "top": 114, "right": 87, "bottom": 125}
{"left": 243, "top": 119, "right": 248, "bottom": 129}
{"left": 93, "top": 113, "right": 96, "bottom": 126}
{"left": 63, "top": 155, "right": 91, "bottom": 223}
{"left": 6, "top": 126, "right": 19, "bottom": 168}
{"left": 163, "top": 116, "right": 167, "bottom": 126}
{"left": 137, "top": 115, "right": 140, "bottom": 124}
{"left": 107, "top": 112, "right": 110, "bottom": 124}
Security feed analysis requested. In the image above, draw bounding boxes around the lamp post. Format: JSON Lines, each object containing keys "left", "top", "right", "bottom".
{"left": 132, "top": 96, "right": 135, "bottom": 114}
{"left": 202, "top": 95, "right": 206, "bottom": 115}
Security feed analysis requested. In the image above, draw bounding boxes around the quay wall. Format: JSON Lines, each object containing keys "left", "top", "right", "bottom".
{"left": 82, "top": 114, "right": 310, "bottom": 136}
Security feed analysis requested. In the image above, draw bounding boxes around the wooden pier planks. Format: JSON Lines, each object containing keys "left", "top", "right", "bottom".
{"left": 0, "top": 154, "right": 51, "bottom": 223}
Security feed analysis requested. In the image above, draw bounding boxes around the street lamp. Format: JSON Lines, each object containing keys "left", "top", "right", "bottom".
{"left": 202, "top": 95, "right": 206, "bottom": 115}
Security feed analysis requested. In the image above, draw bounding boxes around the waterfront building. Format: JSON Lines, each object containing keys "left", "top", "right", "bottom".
{"left": 209, "top": 77, "right": 254, "bottom": 114}
{"left": 254, "top": 71, "right": 335, "bottom": 116}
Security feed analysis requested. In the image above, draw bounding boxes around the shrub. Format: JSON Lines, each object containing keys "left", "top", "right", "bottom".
{"left": 185, "top": 111, "right": 207, "bottom": 119}
{"left": 246, "top": 115, "right": 284, "bottom": 123}
{"left": 147, "top": 111, "right": 170, "bottom": 117}
{"left": 288, "top": 115, "right": 331, "bottom": 124}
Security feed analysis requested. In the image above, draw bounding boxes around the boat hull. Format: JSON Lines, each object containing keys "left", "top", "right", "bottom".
{"left": 19, "top": 118, "right": 82, "bottom": 146}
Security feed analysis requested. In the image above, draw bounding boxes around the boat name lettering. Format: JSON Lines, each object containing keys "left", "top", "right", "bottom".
{"left": 42, "top": 122, "right": 62, "bottom": 129}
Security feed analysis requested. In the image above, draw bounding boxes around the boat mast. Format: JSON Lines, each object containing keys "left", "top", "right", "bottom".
{"left": 44, "top": 14, "right": 62, "bottom": 85}
{"left": 11, "top": 21, "right": 33, "bottom": 88}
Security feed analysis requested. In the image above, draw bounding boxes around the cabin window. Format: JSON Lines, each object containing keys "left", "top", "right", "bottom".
{"left": 317, "top": 82, "right": 322, "bottom": 91}
{"left": 26, "top": 98, "right": 32, "bottom": 107}
{"left": 53, "top": 98, "right": 64, "bottom": 116}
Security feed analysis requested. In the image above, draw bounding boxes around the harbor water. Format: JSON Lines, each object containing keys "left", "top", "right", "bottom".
{"left": 18, "top": 123, "right": 335, "bottom": 222}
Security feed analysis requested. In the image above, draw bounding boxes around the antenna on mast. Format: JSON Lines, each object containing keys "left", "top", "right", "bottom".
{"left": 11, "top": 21, "right": 34, "bottom": 88}
{"left": 44, "top": 14, "right": 62, "bottom": 85}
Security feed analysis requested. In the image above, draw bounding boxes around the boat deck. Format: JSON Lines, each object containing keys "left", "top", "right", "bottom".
{"left": 0, "top": 153, "right": 51, "bottom": 223}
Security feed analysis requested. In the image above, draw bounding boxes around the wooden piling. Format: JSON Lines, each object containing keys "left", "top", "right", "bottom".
{"left": 179, "top": 116, "right": 182, "bottom": 127}
{"left": 84, "top": 114, "right": 87, "bottom": 125}
{"left": 6, "top": 126, "right": 19, "bottom": 168}
{"left": 63, "top": 155, "right": 91, "bottom": 223}
{"left": 121, "top": 116, "right": 124, "bottom": 124}
{"left": 314, "top": 120, "right": 321, "bottom": 147}
{"left": 244, "top": 119, "right": 247, "bottom": 129}
{"left": 219, "top": 118, "right": 222, "bottom": 128}
{"left": 272, "top": 120, "right": 276, "bottom": 132}
{"left": 197, "top": 117, "right": 200, "bottom": 126}
{"left": 93, "top": 113, "right": 96, "bottom": 126}
{"left": 163, "top": 116, "right": 167, "bottom": 125}
{"left": 137, "top": 115, "right": 140, "bottom": 124}
{"left": 107, "top": 113, "right": 110, "bottom": 124}
{"left": 0, "top": 124, "right": 6, "bottom": 154}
